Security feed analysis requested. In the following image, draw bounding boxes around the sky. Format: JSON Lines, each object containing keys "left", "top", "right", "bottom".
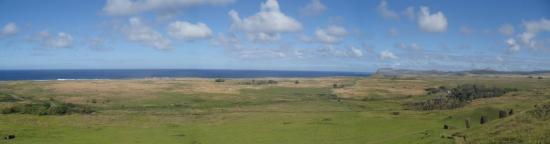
{"left": 0, "top": 0, "right": 549, "bottom": 72}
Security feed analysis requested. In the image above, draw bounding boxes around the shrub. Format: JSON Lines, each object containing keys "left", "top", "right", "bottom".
{"left": 332, "top": 84, "right": 344, "bottom": 88}
{"left": 0, "top": 93, "right": 19, "bottom": 102}
{"left": 406, "top": 84, "right": 517, "bottom": 110}
{"left": 238, "top": 80, "right": 278, "bottom": 85}
{"left": 214, "top": 78, "right": 225, "bottom": 82}
{"left": 1, "top": 100, "right": 94, "bottom": 115}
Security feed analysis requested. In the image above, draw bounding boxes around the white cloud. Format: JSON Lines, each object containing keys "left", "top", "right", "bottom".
{"left": 0, "top": 22, "right": 18, "bottom": 36}
{"left": 498, "top": 24, "right": 514, "bottom": 36}
{"left": 247, "top": 32, "right": 280, "bottom": 42}
{"left": 380, "top": 50, "right": 397, "bottom": 60}
{"left": 403, "top": 6, "right": 415, "bottom": 20}
{"left": 168, "top": 21, "right": 213, "bottom": 40}
{"left": 103, "top": 0, "right": 234, "bottom": 16}
{"left": 518, "top": 18, "right": 550, "bottom": 48}
{"left": 395, "top": 42, "right": 421, "bottom": 51}
{"left": 315, "top": 25, "right": 348, "bottom": 44}
{"left": 417, "top": 6, "right": 447, "bottom": 32}
{"left": 409, "top": 43, "right": 420, "bottom": 50}
{"left": 350, "top": 46, "right": 363, "bottom": 57}
{"left": 122, "top": 17, "right": 171, "bottom": 50}
{"left": 49, "top": 32, "right": 74, "bottom": 48}
{"left": 236, "top": 47, "right": 293, "bottom": 59}
{"left": 301, "top": 0, "right": 326, "bottom": 16}
{"left": 316, "top": 45, "right": 363, "bottom": 58}
{"left": 229, "top": 0, "right": 302, "bottom": 42}
{"left": 87, "top": 36, "right": 114, "bottom": 51}
{"left": 377, "top": 0, "right": 399, "bottom": 20}
{"left": 212, "top": 33, "right": 241, "bottom": 48}
{"left": 506, "top": 38, "right": 520, "bottom": 52}
{"left": 496, "top": 56, "right": 504, "bottom": 62}
{"left": 33, "top": 30, "right": 74, "bottom": 48}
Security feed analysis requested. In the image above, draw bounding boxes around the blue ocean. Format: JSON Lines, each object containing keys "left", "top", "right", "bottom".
{"left": 0, "top": 69, "right": 370, "bottom": 81}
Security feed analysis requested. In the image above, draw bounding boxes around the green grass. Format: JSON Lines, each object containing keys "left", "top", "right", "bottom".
{"left": 0, "top": 76, "right": 549, "bottom": 143}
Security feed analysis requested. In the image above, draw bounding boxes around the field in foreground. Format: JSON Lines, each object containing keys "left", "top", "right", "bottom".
{"left": 1, "top": 76, "right": 549, "bottom": 144}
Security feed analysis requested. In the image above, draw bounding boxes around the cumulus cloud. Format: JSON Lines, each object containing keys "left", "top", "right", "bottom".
{"left": 301, "top": 0, "right": 327, "bottom": 16}
{"left": 417, "top": 6, "right": 447, "bottom": 32}
{"left": 103, "top": 0, "right": 234, "bottom": 16}
{"left": 380, "top": 50, "right": 397, "bottom": 60}
{"left": 377, "top": 0, "right": 399, "bottom": 20}
{"left": 168, "top": 21, "right": 213, "bottom": 40}
{"left": 121, "top": 17, "right": 171, "bottom": 50}
{"left": 315, "top": 45, "right": 364, "bottom": 58}
{"left": 498, "top": 24, "right": 514, "bottom": 36}
{"left": 229, "top": 0, "right": 302, "bottom": 42}
{"left": 315, "top": 25, "right": 348, "bottom": 44}
{"left": 32, "top": 30, "right": 74, "bottom": 48}
{"left": 506, "top": 38, "right": 520, "bottom": 52}
{"left": 518, "top": 18, "right": 550, "bottom": 48}
{"left": 0, "top": 22, "right": 18, "bottom": 37}
{"left": 350, "top": 46, "right": 363, "bottom": 57}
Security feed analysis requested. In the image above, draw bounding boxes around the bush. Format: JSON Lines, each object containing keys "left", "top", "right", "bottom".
{"left": 332, "top": 84, "right": 344, "bottom": 88}
{"left": 406, "top": 84, "right": 517, "bottom": 110}
{"left": 0, "top": 93, "right": 19, "bottom": 102}
{"left": 238, "top": 80, "right": 278, "bottom": 85}
{"left": 448, "top": 84, "right": 516, "bottom": 102}
{"left": 214, "top": 78, "right": 225, "bottom": 82}
{"left": 1, "top": 100, "right": 94, "bottom": 115}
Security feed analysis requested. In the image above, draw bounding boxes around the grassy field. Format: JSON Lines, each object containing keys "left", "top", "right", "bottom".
{"left": 1, "top": 76, "right": 549, "bottom": 144}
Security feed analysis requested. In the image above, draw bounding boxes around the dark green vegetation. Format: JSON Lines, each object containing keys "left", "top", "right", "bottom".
{"left": 0, "top": 76, "right": 549, "bottom": 144}
{"left": 238, "top": 79, "right": 279, "bottom": 85}
{"left": 406, "top": 84, "right": 518, "bottom": 110}
{"left": 214, "top": 78, "right": 225, "bottom": 82}
{"left": 1, "top": 100, "right": 93, "bottom": 115}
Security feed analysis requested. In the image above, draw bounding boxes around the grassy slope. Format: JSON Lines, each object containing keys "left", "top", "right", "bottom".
{"left": 0, "top": 76, "right": 549, "bottom": 144}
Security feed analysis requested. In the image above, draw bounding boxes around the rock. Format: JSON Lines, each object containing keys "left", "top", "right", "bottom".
{"left": 480, "top": 116, "right": 487, "bottom": 124}
{"left": 464, "top": 119, "right": 470, "bottom": 128}
{"left": 4, "top": 134, "right": 15, "bottom": 140}
{"left": 499, "top": 110, "right": 508, "bottom": 118}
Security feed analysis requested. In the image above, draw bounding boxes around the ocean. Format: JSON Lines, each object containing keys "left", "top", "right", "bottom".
{"left": 0, "top": 69, "right": 370, "bottom": 81}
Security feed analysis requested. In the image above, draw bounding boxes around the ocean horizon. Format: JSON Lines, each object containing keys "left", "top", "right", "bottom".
{"left": 0, "top": 69, "right": 371, "bottom": 81}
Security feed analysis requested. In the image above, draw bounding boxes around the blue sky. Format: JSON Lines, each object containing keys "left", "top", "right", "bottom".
{"left": 0, "top": 0, "right": 549, "bottom": 72}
